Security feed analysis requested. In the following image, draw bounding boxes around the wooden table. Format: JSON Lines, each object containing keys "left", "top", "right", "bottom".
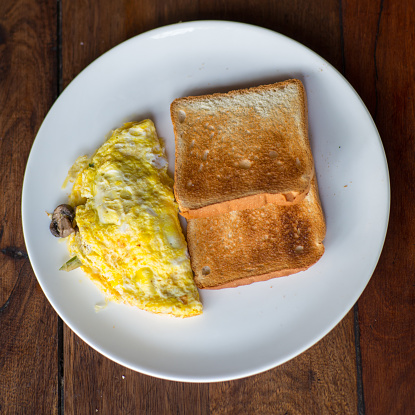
{"left": 1, "top": 0, "right": 413, "bottom": 413}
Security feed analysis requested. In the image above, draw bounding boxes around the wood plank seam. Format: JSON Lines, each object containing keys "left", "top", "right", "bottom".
{"left": 354, "top": 304, "right": 366, "bottom": 415}
{"left": 373, "top": 0, "right": 384, "bottom": 120}
{"left": 57, "top": 0, "right": 63, "bottom": 98}
{"left": 338, "top": 0, "right": 346, "bottom": 76}
{"left": 339, "top": 1, "right": 366, "bottom": 413}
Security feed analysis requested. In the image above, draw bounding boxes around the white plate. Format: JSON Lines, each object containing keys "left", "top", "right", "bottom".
{"left": 22, "top": 21, "right": 389, "bottom": 382}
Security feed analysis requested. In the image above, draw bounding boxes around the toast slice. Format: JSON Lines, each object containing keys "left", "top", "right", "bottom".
{"left": 171, "top": 79, "right": 314, "bottom": 219}
{"left": 187, "top": 176, "right": 325, "bottom": 289}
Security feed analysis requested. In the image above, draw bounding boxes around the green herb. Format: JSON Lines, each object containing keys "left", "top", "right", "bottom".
{"left": 89, "top": 163, "right": 94, "bottom": 168}
{"left": 60, "top": 256, "right": 82, "bottom": 272}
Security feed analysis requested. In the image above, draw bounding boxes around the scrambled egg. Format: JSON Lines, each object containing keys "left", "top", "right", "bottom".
{"left": 63, "top": 120, "right": 202, "bottom": 318}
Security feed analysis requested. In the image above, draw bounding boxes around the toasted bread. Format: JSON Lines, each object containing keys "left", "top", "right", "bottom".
{"left": 171, "top": 79, "right": 314, "bottom": 218}
{"left": 187, "top": 176, "right": 325, "bottom": 289}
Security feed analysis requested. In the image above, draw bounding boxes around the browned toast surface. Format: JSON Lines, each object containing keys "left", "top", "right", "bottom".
{"left": 171, "top": 79, "right": 314, "bottom": 217}
{"left": 187, "top": 177, "right": 326, "bottom": 289}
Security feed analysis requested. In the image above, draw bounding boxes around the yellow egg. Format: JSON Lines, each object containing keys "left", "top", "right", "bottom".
{"left": 64, "top": 120, "right": 202, "bottom": 317}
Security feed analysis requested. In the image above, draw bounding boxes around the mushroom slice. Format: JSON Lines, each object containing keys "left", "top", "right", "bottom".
{"left": 50, "top": 204, "right": 76, "bottom": 238}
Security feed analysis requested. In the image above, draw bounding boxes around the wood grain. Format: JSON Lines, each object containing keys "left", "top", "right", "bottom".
{"left": 4, "top": 0, "right": 415, "bottom": 413}
{"left": 65, "top": 332, "right": 209, "bottom": 414}
{"left": 343, "top": 0, "right": 415, "bottom": 413}
{"left": 0, "top": 0, "right": 58, "bottom": 413}
{"left": 61, "top": 1, "right": 358, "bottom": 414}
{"left": 210, "top": 310, "right": 357, "bottom": 415}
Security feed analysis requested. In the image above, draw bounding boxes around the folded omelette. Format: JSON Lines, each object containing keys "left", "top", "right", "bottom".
{"left": 61, "top": 120, "right": 202, "bottom": 318}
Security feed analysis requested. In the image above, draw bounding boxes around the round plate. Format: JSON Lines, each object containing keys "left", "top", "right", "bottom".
{"left": 22, "top": 21, "right": 389, "bottom": 382}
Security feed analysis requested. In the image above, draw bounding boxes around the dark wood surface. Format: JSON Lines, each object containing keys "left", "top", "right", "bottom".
{"left": 0, "top": 0, "right": 413, "bottom": 414}
{"left": 343, "top": 1, "right": 415, "bottom": 414}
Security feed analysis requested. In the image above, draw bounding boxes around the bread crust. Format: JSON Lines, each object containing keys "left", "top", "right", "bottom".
{"left": 201, "top": 267, "right": 309, "bottom": 289}
{"left": 180, "top": 166, "right": 314, "bottom": 218}
{"left": 171, "top": 79, "right": 314, "bottom": 217}
{"left": 187, "top": 176, "right": 325, "bottom": 289}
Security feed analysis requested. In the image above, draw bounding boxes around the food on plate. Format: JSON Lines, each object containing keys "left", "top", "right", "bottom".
{"left": 49, "top": 204, "right": 76, "bottom": 238}
{"left": 171, "top": 79, "right": 326, "bottom": 289}
{"left": 187, "top": 177, "right": 325, "bottom": 289}
{"left": 52, "top": 120, "right": 202, "bottom": 318}
{"left": 171, "top": 79, "right": 314, "bottom": 219}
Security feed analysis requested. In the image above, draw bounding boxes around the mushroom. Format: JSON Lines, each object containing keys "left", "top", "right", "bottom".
{"left": 50, "top": 204, "right": 76, "bottom": 238}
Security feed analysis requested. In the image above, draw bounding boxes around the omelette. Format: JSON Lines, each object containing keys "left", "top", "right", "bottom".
{"left": 58, "top": 120, "right": 202, "bottom": 318}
